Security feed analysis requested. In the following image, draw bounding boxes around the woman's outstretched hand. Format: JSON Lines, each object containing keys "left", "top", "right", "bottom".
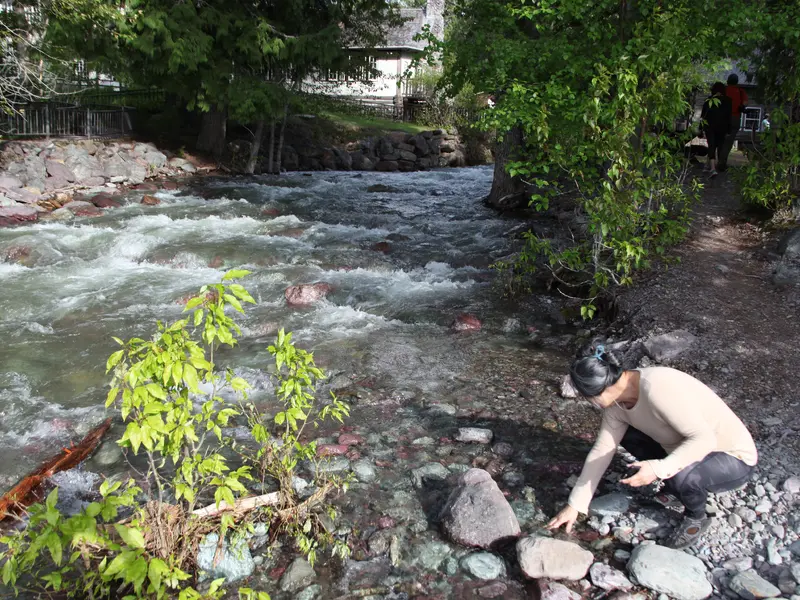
{"left": 620, "top": 461, "right": 658, "bottom": 487}
{"left": 546, "top": 505, "right": 579, "bottom": 533}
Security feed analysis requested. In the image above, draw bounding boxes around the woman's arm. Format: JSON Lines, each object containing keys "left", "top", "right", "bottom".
{"left": 566, "top": 411, "right": 629, "bottom": 514}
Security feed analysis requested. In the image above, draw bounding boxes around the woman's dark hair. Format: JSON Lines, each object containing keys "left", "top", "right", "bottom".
{"left": 569, "top": 337, "right": 624, "bottom": 397}
{"left": 711, "top": 81, "right": 726, "bottom": 96}
{"left": 727, "top": 73, "right": 739, "bottom": 85}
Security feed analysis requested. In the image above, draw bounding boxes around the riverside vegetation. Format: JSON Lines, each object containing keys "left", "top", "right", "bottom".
{"left": 0, "top": 271, "right": 350, "bottom": 599}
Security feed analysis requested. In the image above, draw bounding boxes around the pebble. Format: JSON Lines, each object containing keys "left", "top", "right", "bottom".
{"left": 455, "top": 427, "right": 494, "bottom": 444}
{"left": 295, "top": 585, "right": 322, "bottom": 600}
{"left": 492, "top": 442, "right": 514, "bottom": 458}
{"left": 540, "top": 581, "right": 581, "bottom": 600}
{"left": 589, "top": 493, "right": 632, "bottom": 518}
{"left": 614, "top": 549, "right": 632, "bottom": 563}
{"left": 590, "top": 563, "right": 633, "bottom": 591}
{"left": 517, "top": 536, "right": 593, "bottom": 581}
{"left": 279, "top": 558, "right": 316, "bottom": 593}
{"left": 196, "top": 533, "right": 254, "bottom": 583}
{"left": 461, "top": 552, "right": 506, "bottom": 580}
{"left": 411, "top": 462, "right": 449, "bottom": 488}
{"left": 783, "top": 477, "right": 800, "bottom": 495}
{"left": 767, "top": 539, "right": 783, "bottom": 565}
{"left": 352, "top": 459, "right": 378, "bottom": 483}
{"left": 723, "top": 557, "right": 754, "bottom": 573}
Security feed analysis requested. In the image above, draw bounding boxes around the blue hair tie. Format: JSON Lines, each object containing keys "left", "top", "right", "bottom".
{"left": 594, "top": 344, "right": 605, "bottom": 360}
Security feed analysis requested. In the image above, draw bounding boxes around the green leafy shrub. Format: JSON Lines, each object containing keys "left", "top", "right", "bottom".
{"left": 1, "top": 270, "right": 349, "bottom": 599}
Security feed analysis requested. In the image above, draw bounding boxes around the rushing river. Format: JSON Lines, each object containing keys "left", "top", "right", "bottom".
{"left": 0, "top": 167, "right": 593, "bottom": 598}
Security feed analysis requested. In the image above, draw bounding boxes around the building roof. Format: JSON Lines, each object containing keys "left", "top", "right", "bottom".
{"left": 348, "top": 3, "right": 443, "bottom": 52}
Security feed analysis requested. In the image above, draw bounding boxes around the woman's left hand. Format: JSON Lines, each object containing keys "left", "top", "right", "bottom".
{"left": 620, "top": 461, "right": 658, "bottom": 487}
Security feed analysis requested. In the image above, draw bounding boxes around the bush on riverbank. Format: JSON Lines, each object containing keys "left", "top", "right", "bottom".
{"left": 0, "top": 271, "right": 350, "bottom": 599}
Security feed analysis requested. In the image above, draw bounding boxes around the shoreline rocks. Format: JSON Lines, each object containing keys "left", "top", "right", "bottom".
{"left": 516, "top": 536, "right": 593, "bottom": 581}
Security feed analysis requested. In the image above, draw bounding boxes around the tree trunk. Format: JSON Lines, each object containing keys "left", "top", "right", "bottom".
{"left": 275, "top": 101, "right": 289, "bottom": 174}
{"left": 196, "top": 108, "right": 227, "bottom": 160}
{"left": 245, "top": 119, "right": 265, "bottom": 175}
{"left": 485, "top": 124, "right": 526, "bottom": 210}
{"left": 267, "top": 120, "right": 276, "bottom": 174}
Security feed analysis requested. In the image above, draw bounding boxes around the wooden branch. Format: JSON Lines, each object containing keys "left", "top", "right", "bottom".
{"left": 191, "top": 492, "right": 281, "bottom": 517}
{"left": 0, "top": 418, "right": 113, "bottom": 521}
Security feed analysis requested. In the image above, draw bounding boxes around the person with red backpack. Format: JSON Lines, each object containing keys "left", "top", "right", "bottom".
{"left": 718, "top": 73, "right": 749, "bottom": 171}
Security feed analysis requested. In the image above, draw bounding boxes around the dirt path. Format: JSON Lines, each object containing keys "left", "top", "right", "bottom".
{"left": 615, "top": 169, "right": 800, "bottom": 455}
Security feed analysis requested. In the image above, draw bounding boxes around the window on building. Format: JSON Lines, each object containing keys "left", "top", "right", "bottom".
{"left": 741, "top": 107, "right": 762, "bottom": 132}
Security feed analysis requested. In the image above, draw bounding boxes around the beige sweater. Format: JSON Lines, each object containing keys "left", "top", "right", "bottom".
{"left": 568, "top": 367, "right": 758, "bottom": 515}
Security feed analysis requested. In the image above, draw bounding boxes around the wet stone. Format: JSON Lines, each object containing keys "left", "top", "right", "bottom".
{"left": 352, "top": 460, "right": 378, "bottom": 483}
{"left": 312, "top": 456, "right": 350, "bottom": 475}
{"left": 461, "top": 552, "right": 506, "bottom": 580}
{"left": 492, "top": 442, "right": 514, "bottom": 458}
{"left": 783, "top": 477, "right": 800, "bottom": 495}
{"left": 295, "top": 584, "right": 322, "bottom": 600}
{"left": 478, "top": 582, "right": 509, "bottom": 598}
{"left": 411, "top": 540, "right": 453, "bottom": 571}
{"left": 412, "top": 436, "right": 436, "bottom": 446}
{"left": 279, "top": 557, "right": 316, "bottom": 593}
{"left": 412, "top": 462, "right": 449, "bottom": 488}
{"left": 455, "top": 427, "right": 494, "bottom": 444}
{"left": 196, "top": 533, "right": 254, "bottom": 583}
{"left": 724, "top": 557, "right": 754, "bottom": 573}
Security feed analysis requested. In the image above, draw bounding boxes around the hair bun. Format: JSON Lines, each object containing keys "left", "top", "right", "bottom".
{"left": 576, "top": 337, "right": 622, "bottom": 367}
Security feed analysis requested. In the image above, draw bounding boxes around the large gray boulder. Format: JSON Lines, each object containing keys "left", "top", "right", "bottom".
{"left": 440, "top": 468, "right": 520, "bottom": 549}
{"left": 516, "top": 536, "right": 593, "bottom": 581}
{"left": 627, "top": 544, "right": 712, "bottom": 600}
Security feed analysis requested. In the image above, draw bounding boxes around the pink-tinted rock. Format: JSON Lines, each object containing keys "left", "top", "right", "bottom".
{"left": 0, "top": 205, "right": 39, "bottom": 227}
{"left": 477, "top": 582, "right": 508, "bottom": 599}
{"left": 141, "top": 194, "right": 161, "bottom": 206}
{"left": 3, "top": 245, "right": 32, "bottom": 263}
{"left": 377, "top": 516, "right": 396, "bottom": 529}
{"left": 452, "top": 313, "right": 482, "bottom": 332}
{"left": 338, "top": 433, "right": 364, "bottom": 446}
{"left": 91, "top": 193, "right": 121, "bottom": 208}
{"left": 440, "top": 468, "right": 521, "bottom": 549}
{"left": 208, "top": 256, "right": 224, "bottom": 268}
{"left": 345, "top": 449, "right": 361, "bottom": 461}
{"left": 81, "top": 176, "right": 106, "bottom": 187}
{"left": 64, "top": 200, "right": 102, "bottom": 217}
{"left": 317, "top": 444, "right": 349, "bottom": 457}
{"left": 134, "top": 182, "right": 159, "bottom": 192}
{"left": 261, "top": 207, "right": 281, "bottom": 217}
{"left": 45, "top": 160, "right": 76, "bottom": 182}
{"left": 161, "top": 181, "right": 179, "bottom": 190}
{"left": 285, "top": 283, "right": 332, "bottom": 306}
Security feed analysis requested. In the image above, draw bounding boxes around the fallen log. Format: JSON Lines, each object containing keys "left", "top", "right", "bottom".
{"left": 0, "top": 417, "right": 113, "bottom": 521}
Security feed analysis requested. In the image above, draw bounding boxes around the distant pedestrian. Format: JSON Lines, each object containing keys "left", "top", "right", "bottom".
{"left": 700, "top": 82, "right": 732, "bottom": 178}
{"left": 761, "top": 113, "right": 771, "bottom": 131}
{"left": 718, "top": 74, "right": 749, "bottom": 170}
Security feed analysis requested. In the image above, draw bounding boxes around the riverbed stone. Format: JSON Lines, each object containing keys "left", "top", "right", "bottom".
{"left": 412, "top": 462, "right": 450, "bottom": 488}
{"left": 0, "top": 175, "right": 23, "bottom": 189}
{"left": 46, "top": 160, "right": 76, "bottom": 182}
{"left": 783, "top": 477, "right": 800, "bottom": 495}
{"left": 196, "top": 533, "right": 254, "bottom": 583}
{"left": 294, "top": 585, "right": 322, "bottom": 600}
{"left": 589, "top": 493, "right": 631, "bottom": 518}
{"left": 627, "top": 544, "right": 712, "bottom": 600}
{"left": 517, "top": 536, "right": 593, "bottom": 581}
{"left": 642, "top": 330, "right": 697, "bottom": 362}
{"left": 455, "top": 427, "right": 493, "bottom": 444}
{"left": 352, "top": 459, "right": 377, "bottom": 483}
{"left": 729, "top": 570, "right": 782, "bottom": 600}
{"left": 539, "top": 582, "right": 581, "bottom": 600}
{"left": 451, "top": 313, "right": 482, "bottom": 331}
{"left": 285, "top": 283, "right": 332, "bottom": 306}
{"left": 279, "top": 557, "right": 316, "bottom": 593}
{"left": 440, "top": 468, "right": 520, "bottom": 549}
{"left": 461, "top": 552, "right": 506, "bottom": 580}
{"left": 591, "top": 562, "right": 633, "bottom": 591}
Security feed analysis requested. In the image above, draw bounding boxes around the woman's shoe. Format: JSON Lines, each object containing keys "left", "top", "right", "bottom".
{"left": 665, "top": 516, "right": 712, "bottom": 549}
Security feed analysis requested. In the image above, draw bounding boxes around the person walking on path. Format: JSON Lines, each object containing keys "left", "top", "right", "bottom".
{"left": 700, "top": 82, "right": 732, "bottom": 178}
{"left": 546, "top": 339, "right": 758, "bottom": 549}
{"left": 718, "top": 73, "right": 749, "bottom": 170}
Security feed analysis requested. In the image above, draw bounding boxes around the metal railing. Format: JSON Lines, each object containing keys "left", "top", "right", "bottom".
{"left": 1, "top": 102, "right": 132, "bottom": 138}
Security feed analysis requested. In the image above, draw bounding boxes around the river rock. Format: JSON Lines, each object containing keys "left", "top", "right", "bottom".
{"left": 627, "top": 544, "right": 712, "bottom": 600}
{"left": 64, "top": 200, "right": 102, "bottom": 217}
{"left": 141, "top": 194, "right": 161, "bottom": 206}
{"left": 440, "top": 468, "right": 520, "bottom": 549}
{"left": 0, "top": 205, "right": 39, "bottom": 226}
{"left": 589, "top": 493, "right": 631, "bottom": 518}
{"left": 452, "top": 313, "right": 482, "bottom": 332}
{"left": 461, "top": 552, "right": 506, "bottom": 580}
{"left": 729, "top": 570, "right": 782, "bottom": 600}
{"left": 45, "top": 160, "right": 75, "bottom": 182}
{"left": 642, "top": 330, "right": 697, "bottom": 362}
{"left": 560, "top": 374, "right": 579, "bottom": 398}
{"left": 455, "top": 427, "right": 493, "bottom": 444}
{"left": 375, "top": 161, "right": 399, "bottom": 172}
{"left": 591, "top": 563, "right": 633, "bottom": 591}
{"left": 196, "top": 533, "right": 254, "bottom": 583}
{"left": 279, "top": 557, "right": 316, "bottom": 593}
{"left": 539, "top": 582, "right": 581, "bottom": 600}
{"left": 0, "top": 175, "right": 23, "bottom": 189}
{"left": 90, "top": 193, "right": 121, "bottom": 208}
{"left": 412, "top": 462, "right": 449, "bottom": 488}
{"left": 285, "top": 283, "right": 332, "bottom": 306}
{"left": 723, "top": 557, "right": 754, "bottom": 573}
{"left": 352, "top": 459, "right": 377, "bottom": 483}
{"left": 783, "top": 477, "right": 800, "bottom": 494}
{"left": 517, "top": 536, "right": 592, "bottom": 581}
{"left": 144, "top": 150, "right": 168, "bottom": 168}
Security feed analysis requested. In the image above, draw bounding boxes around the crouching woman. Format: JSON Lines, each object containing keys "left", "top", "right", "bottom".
{"left": 547, "top": 340, "right": 758, "bottom": 549}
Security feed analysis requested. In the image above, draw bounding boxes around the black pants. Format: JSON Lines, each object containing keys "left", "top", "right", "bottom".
{"left": 620, "top": 428, "right": 754, "bottom": 519}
